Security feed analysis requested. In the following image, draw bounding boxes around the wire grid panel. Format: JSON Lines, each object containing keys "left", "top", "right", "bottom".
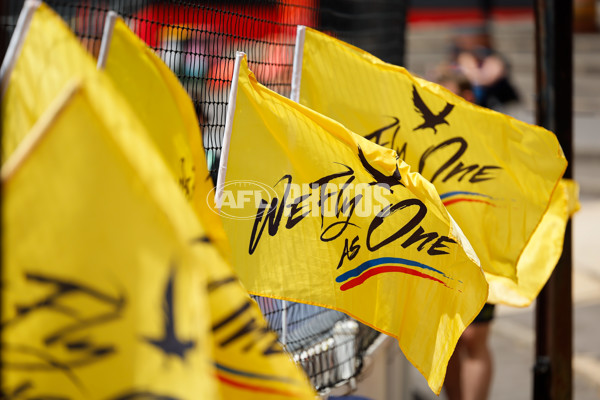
{"left": 253, "top": 297, "right": 376, "bottom": 391}
{"left": 2, "top": 0, "right": 317, "bottom": 180}
{"left": 1, "top": 0, "right": 389, "bottom": 392}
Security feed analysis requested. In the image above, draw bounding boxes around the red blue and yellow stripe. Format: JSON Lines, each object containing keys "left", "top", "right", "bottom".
{"left": 215, "top": 363, "right": 306, "bottom": 398}
{"left": 336, "top": 257, "right": 454, "bottom": 291}
{"left": 440, "top": 190, "right": 495, "bottom": 207}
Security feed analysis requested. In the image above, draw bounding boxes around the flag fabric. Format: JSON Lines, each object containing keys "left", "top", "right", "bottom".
{"left": 99, "top": 16, "right": 316, "bottom": 400}
{"left": 2, "top": 79, "right": 217, "bottom": 399}
{"left": 205, "top": 247, "right": 318, "bottom": 400}
{"left": 2, "top": 73, "right": 316, "bottom": 400}
{"left": 220, "top": 54, "right": 488, "bottom": 394}
{"left": 1, "top": 1, "right": 99, "bottom": 161}
{"left": 2, "top": 5, "right": 317, "bottom": 399}
{"left": 294, "top": 26, "right": 567, "bottom": 305}
{"left": 101, "top": 16, "right": 231, "bottom": 260}
{"left": 489, "top": 179, "right": 580, "bottom": 305}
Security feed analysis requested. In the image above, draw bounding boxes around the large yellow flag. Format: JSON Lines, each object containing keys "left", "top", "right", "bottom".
{"left": 490, "top": 179, "right": 580, "bottom": 305}
{"left": 294, "top": 27, "right": 567, "bottom": 305}
{"left": 204, "top": 246, "right": 318, "bottom": 400}
{"left": 220, "top": 54, "right": 488, "bottom": 394}
{"left": 2, "top": 78, "right": 316, "bottom": 399}
{"left": 1, "top": 5, "right": 317, "bottom": 398}
{"left": 2, "top": 79, "right": 217, "bottom": 399}
{"left": 98, "top": 16, "right": 315, "bottom": 400}
{"left": 101, "top": 15, "right": 230, "bottom": 260}
{"left": 1, "top": 2, "right": 99, "bottom": 161}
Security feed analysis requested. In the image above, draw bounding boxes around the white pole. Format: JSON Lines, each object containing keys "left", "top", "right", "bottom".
{"left": 281, "top": 300, "right": 288, "bottom": 348}
{"left": 284, "top": 25, "right": 307, "bottom": 348}
{"left": 97, "top": 11, "right": 118, "bottom": 70}
{"left": 0, "top": 0, "right": 41, "bottom": 99}
{"left": 215, "top": 51, "right": 245, "bottom": 210}
{"left": 289, "top": 25, "right": 306, "bottom": 103}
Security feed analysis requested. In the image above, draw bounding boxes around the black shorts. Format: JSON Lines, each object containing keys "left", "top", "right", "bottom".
{"left": 473, "top": 303, "right": 495, "bottom": 324}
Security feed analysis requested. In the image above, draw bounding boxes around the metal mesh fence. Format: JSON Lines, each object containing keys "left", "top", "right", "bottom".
{"left": 1, "top": 0, "right": 404, "bottom": 392}
{"left": 253, "top": 297, "right": 380, "bottom": 391}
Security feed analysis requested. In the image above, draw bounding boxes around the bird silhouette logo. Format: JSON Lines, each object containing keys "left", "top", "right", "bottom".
{"left": 412, "top": 85, "right": 454, "bottom": 134}
{"left": 357, "top": 145, "right": 404, "bottom": 192}
{"left": 145, "top": 263, "right": 195, "bottom": 360}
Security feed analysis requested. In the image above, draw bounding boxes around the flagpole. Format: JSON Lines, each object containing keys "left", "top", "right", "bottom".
{"left": 281, "top": 300, "right": 288, "bottom": 348}
{"left": 97, "top": 10, "right": 118, "bottom": 70}
{"left": 0, "top": 0, "right": 40, "bottom": 99}
{"left": 284, "top": 24, "right": 306, "bottom": 348}
{"left": 290, "top": 25, "right": 305, "bottom": 103}
{"left": 215, "top": 51, "right": 244, "bottom": 210}
{"left": 533, "top": 0, "right": 574, "bottom": 398}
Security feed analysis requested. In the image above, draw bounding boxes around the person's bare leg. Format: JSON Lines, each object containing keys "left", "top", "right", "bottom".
{"left": 444, "top": 338, "right": 464, "bottom": 400}
{"left": 461, "top": 322, "right": 493, "bottom": 400}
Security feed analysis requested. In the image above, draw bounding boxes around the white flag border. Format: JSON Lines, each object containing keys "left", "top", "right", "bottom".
{"left": 215, "top": 51, "right": 245, "bottom": 210}
{"left": 96, "top": 10, "right": 118, "bottom": 70}
{"left": 0, "top": 0, "right": 41, "bottom": 99}
{"left": 290, "top": 25, "right": 306, "bottom": 103}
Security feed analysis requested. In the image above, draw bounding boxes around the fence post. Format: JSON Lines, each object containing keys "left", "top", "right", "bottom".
{"left": 534, "top": 0, "right": 574, "bottom": 398}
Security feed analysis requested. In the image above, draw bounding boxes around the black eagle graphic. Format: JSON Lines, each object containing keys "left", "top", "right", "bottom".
{"left": 412, "top": 85, "right": 454, "bottom": 134}
{"left": 145, "top": 265, "right": 195, "bottom": 360}
{"left": 357, "top": 145, "right": 404, "bottom": 191}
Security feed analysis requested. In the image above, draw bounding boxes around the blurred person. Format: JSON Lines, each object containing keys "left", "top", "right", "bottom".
{"left": 436, "top": 68, "right": 495, "bottom": 400}
{"left": 436, "top": 69, "right": 477, "bottom": 104}
{"left": 449, "top": 26, "right": 519, "bottom": 110}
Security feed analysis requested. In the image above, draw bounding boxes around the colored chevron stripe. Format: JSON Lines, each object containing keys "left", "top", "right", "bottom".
{"left": 215, "top": 363, "right": 297, "bottom": 384}
{"left": 440, "top": 191, "right": 495, "bottom": 207}
{"left": 336, "top": 257, "right": 450, "bottom": 291}
{"left": 339, "top": 265, "right": 448, "bottom": 291}
{"left": 337, "top": 257, "right": 449, "bottom": 282}
{"left": 216, "top": 374, "right": 303, "bottom": 398}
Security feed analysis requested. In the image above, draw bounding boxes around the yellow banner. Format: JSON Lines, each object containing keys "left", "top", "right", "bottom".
{"left": 221, "top": 55, "right": 488, "bottom": 394}
{"left": 103, "top": 17, "right": 230, "bottom": 260}
{"left": 204, "top": 250, "right": 318, "bottom": 400}
{"left": 1, "top": 2, "right": 98, "bottom": 161}
{"left": 102, "top": 17, "right": 315, "bottom": 400}
{"left": 2, "top": 6, "right": 316, "bottom": 399}
{"left": 489, "top": 179, "right": 580, "bottom": 305}
{"left": 2, "top": 80, "right": 217, "bottom": 399}
{"left": 296, "top": 27, "right": 567, "bottom": 305}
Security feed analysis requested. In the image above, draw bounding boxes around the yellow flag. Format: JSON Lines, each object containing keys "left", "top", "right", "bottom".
{"left": 102, "top": 16, "right": 230, "bottom": 260}
{"left": 2, "top": 79, "right": 217, "bottom": 399}
{"left": 2, "top": 78, "right": 316, "bottom": 400}
{"left": 1, "top": 5, "right": 317, "bottom": 398}
{"left": 221, "top": 54, "right": 488, "bottom": 394}
{"left": 204, "top": 249, "right": 318, "bottom": 400}
{"left": 1, "top": 2, "right": 99, "bottom": 161}
{"left": 99, "top": 16, "right": 314, "bottom": 400}
{"left": 489, "top": 179, "right": 580, "bottom": 305}
{"left": 294, "top": 27, "right": 567, "bottom": 304}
